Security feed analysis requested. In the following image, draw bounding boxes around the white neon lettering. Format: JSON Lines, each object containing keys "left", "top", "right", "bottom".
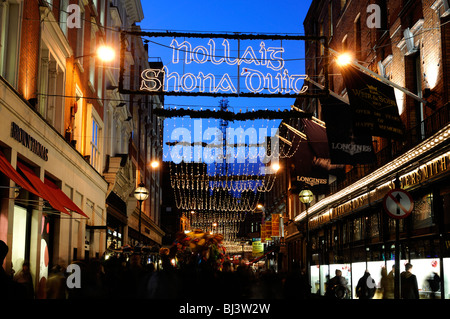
{"left": 215, "top": 73, "right": 237, "bottom": 93}
{"left": 222, "top": 39, "right": 238, "bottom": 65}
{"left": 239, "top": 46, "right": 260, "bottom": 66}
{"left": 208, "top": 39, "right": 224, "bottom": 65}
{"left": 141, "top": 38, "right": 309, "bottom": 95}
{"left": 170, "top": 39, "right": 192, "bottom": 64}
{"left": 192, "top": 45, "right": 209, "bottom": 64}
{"left": 266, "top": 47, "right": 285, "bottom": 71}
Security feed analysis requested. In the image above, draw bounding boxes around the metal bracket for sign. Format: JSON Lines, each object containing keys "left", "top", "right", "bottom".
{"left": 119, "top": 30, "right": 329, "bottom": 98}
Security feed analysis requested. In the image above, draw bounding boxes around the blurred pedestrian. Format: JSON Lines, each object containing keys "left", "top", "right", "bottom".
{"left": 326, "top": 269, "right": 349, "bottom": 299}
{"left": 46, "top": 265, "right": 66, "bottom": 299}
{"left": 13, "top": 261, "right": 34, "bottom": 299}
{"left": 380, "top": 266, "right": 394, "bottom": 299}
{"left": 0, "top": 240, "right": 26, "bottom": 299}
{"left": 356, "top": 270, "right": 375, "bottom": 299}
{"left": 401, "top": 263, "right": 419, "bottom": 299}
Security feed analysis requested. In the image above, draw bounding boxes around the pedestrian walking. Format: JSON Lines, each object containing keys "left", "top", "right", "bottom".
{"left": 356, "top": 270, "right": 376, "bottom": 299}
{"left": 401, "top": 263, "right": 419, "bottom": 299}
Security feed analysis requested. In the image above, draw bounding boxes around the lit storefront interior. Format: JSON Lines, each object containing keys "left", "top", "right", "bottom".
{"left": 296, "top": 124, "right": 450, "bottom": 299}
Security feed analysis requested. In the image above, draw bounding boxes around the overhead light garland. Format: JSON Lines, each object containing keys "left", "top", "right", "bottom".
{"left": 154, "top": 108, "right": 312, "bottom": 121}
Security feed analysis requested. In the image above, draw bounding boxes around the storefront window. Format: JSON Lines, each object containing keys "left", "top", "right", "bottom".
{"left": 11, "top": 205, "right": 28, "bottom": 274}
{"left": 330, "top": 263, "right": 351, "bottom": 298}
{"left": 369, "top": 213, "right": 379, "bottom": 239}
{"left": 412, "top": 193, "right": 434, "bottom": 229}
{"left": 351, "top": 261, "right": 366, "bottom": 299}
{"left": 311, "top": 265, "right": 320, "bottom": 294}
{"left": 367, "top": 260, "right": 385, "bottom": 298}
{"left": 353, "top": 218, "right": 362, "bottom": 241}
{"left": 408, "top": 258, "right": 440, "bottom": 299}
{"left": 443, "top": 258, "right": 450, "bottom": 299}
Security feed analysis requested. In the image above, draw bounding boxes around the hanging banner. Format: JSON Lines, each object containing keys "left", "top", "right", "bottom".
{"left": 340, "top": 66, "right": 404, "bottom": 139}
{"left": 252, "top": 239, "right": 264, "bottom": 257}
{"left": 320, "top": 95, "right": 376, "bottom": 165}
{"left": 265, "top": 221, "right": 272, "bottom": 240}
{"left": 271, "top": 214, "right": 281, "bottom": 237}
{"left": 261, "top": 221, "right": 266, "bottom": 243}
{"left": 291, "top": 137, "right": 329, "bottom": 195}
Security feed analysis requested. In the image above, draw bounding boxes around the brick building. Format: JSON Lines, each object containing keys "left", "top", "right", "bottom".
{"left": 282, "top": 0, "right": 450, "bottom": 298}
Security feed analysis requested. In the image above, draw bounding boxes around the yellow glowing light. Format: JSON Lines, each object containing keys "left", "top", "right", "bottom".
{"left": 150, "top": 160, "right": 160, "bottom": 169}
{"left": 271, "top": 162, "right": 281, "bottom": 172}
{"left": 257, "top": 204, "right": 263, "bottom": 209}
{"left": 96, "top": 45, "right": 115, "bottom": 62}
{"left": 336, "top": 53, "right": 353, "bottom": 66}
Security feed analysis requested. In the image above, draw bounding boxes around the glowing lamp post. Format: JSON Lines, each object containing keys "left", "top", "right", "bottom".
{"left": 134, "top": 182, "right": 149, "bottom": 244}
{"left": 299, "top": 189, "right": 314, "bottom": 285}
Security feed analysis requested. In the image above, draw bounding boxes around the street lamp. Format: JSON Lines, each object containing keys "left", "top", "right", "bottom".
{"left": 96, "top": 45, "right": 115, "bottom": 62}
{"left": 74, "top": 45, "right": 116, "bottom": 63}
{"left": 299, "top": 189, "right": 314, "bottom": 286}
{"left": 150, "top": 160, "right": 160, "bottom": 169}
{"left": 134, "top": 182, "right": 149, "bottom": 244}
{"left": 336, "top": 52, "right": 353, "bottom": 67}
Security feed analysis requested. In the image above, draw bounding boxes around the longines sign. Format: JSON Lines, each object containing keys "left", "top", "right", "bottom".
{"left": 10, "top": 122, "right": 49, "bottom": 161}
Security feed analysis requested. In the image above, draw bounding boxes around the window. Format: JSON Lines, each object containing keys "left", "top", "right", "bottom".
{"left": 87, "top": 103, "right": 103, "bottom": 172}
{"left": 59, "top": 0, "right": 70, "bottom": 37}
{"left": 0, "top": 1, "right": 21, "bottom": 87}
{"left": 38, "top": 43, "right": 66, "bottom": 133}
{"left": 91, "top": 117, "right": 100, "bottom": 169}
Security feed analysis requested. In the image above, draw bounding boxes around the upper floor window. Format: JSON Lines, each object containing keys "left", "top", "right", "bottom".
{"left": 0, "top": 1, "right": 21, "bottom": 87}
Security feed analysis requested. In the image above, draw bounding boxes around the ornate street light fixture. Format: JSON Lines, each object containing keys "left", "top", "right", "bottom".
{"left": 299, "top": 188, "right": 314, "bottom": 286}
{"left": 298, "top": 189, "right": 314, "bottom": 205}
{"left": 134, "top": 182, "right": 149, "bottom": 244}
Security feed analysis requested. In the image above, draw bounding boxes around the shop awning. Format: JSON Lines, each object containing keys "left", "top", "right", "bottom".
{"left": 17, "top": 162, "right": 71, "bottom": 216}
{"left": 0, "top": 150, "right": 41, "bottom": 197}
{"left": 44, "top": 177, "right": 89, "bottom": 218}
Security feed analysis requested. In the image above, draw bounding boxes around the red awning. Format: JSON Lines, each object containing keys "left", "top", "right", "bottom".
{"left": 44, "top": 178, "right": 89, "bottom": 218}
{"left": 0, "top": 150, "right": 41, "bottom": 197}
{"left": 16, "top": 162, "right": 71, "bottom": 216}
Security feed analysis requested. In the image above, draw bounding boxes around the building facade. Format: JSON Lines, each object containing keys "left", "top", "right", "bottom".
{"left": 0, "top": 0, "right": 163, "bottom": 298}
{"left": 283, "top": 0, "right": 450, "bottom": 299}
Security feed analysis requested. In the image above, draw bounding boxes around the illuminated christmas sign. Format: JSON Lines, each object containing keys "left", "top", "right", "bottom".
{"left": 140, "top": 39, "right": 309, "bottom": 96}
{"left": 120, "top": 31, "right": 329, "bottom": 98}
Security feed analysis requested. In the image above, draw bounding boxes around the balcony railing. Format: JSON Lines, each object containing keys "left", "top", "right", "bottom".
{"left": 328, "top": 102, "right": 450, "bottom": 194}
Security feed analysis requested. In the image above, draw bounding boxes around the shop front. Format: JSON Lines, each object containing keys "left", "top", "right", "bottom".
{"left": 302, "top": 129, "right": 450, "bottom": 299}
{"left": 0, "top": 79, "right": 107, "bottom": 298}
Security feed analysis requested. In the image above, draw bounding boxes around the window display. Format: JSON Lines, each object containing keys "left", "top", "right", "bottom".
{"left": 310, "top": 265, "right": 320, "bottom": 294}
{"left": 408, "top": 258, "right": 440, "bottom": 299}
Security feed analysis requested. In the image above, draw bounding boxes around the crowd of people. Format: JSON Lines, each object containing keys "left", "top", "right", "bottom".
{"left": 1, "top": 239, "right": 441, "bottom": 300}
{"left": 1, "top": 239, "right": 312, "bottom": 299}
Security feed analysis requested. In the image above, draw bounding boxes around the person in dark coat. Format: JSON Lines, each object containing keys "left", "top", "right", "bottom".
{"left": 0, "top": 240, "right": 26, "bottom": 299}
{"left": 356, "top": 270, "right": 376, "bottom": 299}
{"left": 401, "top": 263, "right": 419, "bottom": 299}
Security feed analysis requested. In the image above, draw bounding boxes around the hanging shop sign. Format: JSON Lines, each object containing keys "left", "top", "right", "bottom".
{"left": 120, "top": 31, "right": 329, "bottom": 98}
{"left": 10, "top": 122, "right": 48, "bottom": 161}
{"left": 383, "top": 188, "right": 414, "bottom": 219}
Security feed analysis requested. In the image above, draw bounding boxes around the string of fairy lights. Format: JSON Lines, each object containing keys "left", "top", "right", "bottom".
{"left": 164, "top": 101, "right": 308, "bottom": 246}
